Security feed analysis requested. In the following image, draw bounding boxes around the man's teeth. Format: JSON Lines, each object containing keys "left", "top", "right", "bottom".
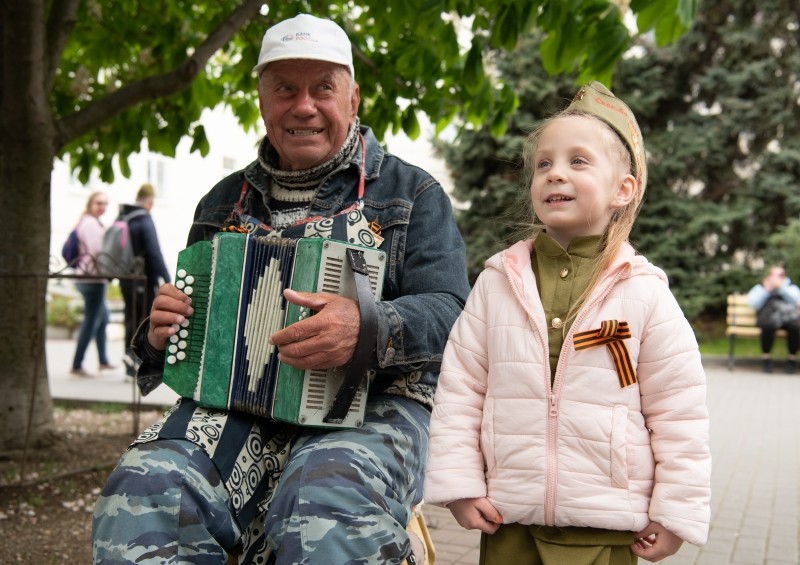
{"left": 289, "top": 129, "right": 321, "bottom": 136}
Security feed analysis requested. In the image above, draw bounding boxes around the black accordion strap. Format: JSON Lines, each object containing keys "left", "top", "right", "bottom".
{"left": 324, "top": 248, "right": 378, "bottom": 424}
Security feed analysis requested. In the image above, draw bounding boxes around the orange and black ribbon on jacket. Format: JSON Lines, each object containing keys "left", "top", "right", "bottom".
{"left": 574, "top": 320, "right": 636, "bottom": 388}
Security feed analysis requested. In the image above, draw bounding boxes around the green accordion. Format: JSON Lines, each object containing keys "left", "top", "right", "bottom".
{"left": 162, "top": 233, "right": 386, "bottom": 428}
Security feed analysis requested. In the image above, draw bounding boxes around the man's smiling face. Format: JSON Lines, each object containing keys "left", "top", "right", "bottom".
{"left": 258, "top": 59, "right": 360, "bottom": 171}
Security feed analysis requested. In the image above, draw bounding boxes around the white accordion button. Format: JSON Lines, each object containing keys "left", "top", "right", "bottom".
{"left": 185, "top": 275, "right": 195, "bottom": 284}
{"left": 169, "top": 334, "right": 179, "bottom": 344}
{"left": 167, "top": 355, "right": 177, "bottom": 364}
{"left": 178, "top": 340, "right": 187, "bottom": 350}
{"left": 179, "top": 329, "right": 189, "bottom": 338}
{"left": 176, "top": 280, "right": 185, "bottom": 290}
{"left": 168, "top": 345, "right": 177, "bottom": 353}
{"left": 177, "top": 269, "right": 187, "bottom": 278}
{"left": 185, "top": 286, "right": 193, "bottom": 295}
{"left": 177, "top": 351, "right": 186, "bottom": 360}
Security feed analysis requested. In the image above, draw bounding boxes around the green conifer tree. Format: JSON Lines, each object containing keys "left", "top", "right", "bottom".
{"left": 444, "top": 0, "right": 800, "bottom": 321}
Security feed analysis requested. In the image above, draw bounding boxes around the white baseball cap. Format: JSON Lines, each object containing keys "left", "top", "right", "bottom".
{"left": 253, "top": 14, "right": 354, "bottom": 78}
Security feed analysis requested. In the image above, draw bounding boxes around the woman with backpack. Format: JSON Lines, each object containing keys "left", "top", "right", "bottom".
{"left": 70, "top": 191, "right": 115, "bottom": 377}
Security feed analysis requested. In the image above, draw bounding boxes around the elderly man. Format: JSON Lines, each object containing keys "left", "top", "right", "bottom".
{"left": 92, "top": 13, "right": 470, "bottom": 565}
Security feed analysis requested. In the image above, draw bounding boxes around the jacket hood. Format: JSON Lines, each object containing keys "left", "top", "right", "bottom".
{"left": 118, "top": 203, "right": 147, "bottom": 217}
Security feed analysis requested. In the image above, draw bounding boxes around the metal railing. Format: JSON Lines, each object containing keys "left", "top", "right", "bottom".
{"left": 1, "top": 251, "right": 149, "bottom": 476}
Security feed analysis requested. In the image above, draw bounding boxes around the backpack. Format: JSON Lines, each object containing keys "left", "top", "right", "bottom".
{"left": 97, "top": 209, "right": 148, "bottom": 278}
{"left": 61, "top": 227, "right": 81, "bottom": 265}
{"left": 756, "top": 294, "right": 800, "bottom": 329}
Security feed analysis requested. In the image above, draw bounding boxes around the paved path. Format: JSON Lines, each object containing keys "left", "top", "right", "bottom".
{"left": 47, "top": 333, "right": 179, "bottom": 408}
{"left": 47, "top": 334, "right": 800, "bottom": 564}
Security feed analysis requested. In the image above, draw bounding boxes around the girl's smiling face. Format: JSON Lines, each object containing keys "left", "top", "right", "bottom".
{"left": 530, "top": 115, "right": 636, "bottom": 249}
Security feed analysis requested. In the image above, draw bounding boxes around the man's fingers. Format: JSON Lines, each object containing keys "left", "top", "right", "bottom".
{"left": 282, "top": 288, "right": 332, "bottom": 310}
{"left": 277, "top": 332, "right": 355, "bottom": 369}
{"left": 146, "top": 283, "right": 194, "bottom": 349}
{"left": 269, "top": 292, "right": 361, "bottom": 369}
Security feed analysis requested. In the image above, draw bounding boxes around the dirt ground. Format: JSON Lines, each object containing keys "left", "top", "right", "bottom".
{"left": 0, "top": 405, "right": 164, "bottom": 564}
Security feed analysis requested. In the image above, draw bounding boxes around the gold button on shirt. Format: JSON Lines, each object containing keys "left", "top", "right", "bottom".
{"left": 531, "top": 232, "right": 602, "bottom": 384}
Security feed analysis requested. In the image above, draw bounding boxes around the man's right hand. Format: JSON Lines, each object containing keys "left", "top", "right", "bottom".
{"left": 146, "top": 283, "right": 194, "bottom": 350}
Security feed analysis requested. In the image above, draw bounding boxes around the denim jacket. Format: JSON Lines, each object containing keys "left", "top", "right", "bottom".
{"left": 137, "top": 126, "right": 470, "bottom": 398}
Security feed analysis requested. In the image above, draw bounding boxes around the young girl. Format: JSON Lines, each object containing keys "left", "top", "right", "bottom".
{"left": 424, "top": 82, "right": 711, "bottom": 564}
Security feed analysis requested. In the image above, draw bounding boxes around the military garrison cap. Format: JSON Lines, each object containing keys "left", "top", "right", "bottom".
{"left": 566, "top": 81, "right": 647, "bottom": 197}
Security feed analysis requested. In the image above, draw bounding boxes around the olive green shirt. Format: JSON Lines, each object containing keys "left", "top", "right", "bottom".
{"left": 531, "top": 232, "right": 602, "bottom": 384}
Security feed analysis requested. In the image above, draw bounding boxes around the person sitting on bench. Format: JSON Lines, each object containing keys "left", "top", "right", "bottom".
{"left": 747, "top": 265, "right": 800, "bottom": 374}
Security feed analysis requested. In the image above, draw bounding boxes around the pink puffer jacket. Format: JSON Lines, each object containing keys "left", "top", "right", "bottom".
{"left": 424, "top": 240, "right": 711, "bottom": 546}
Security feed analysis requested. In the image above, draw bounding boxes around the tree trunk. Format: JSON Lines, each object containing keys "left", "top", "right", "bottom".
{"left": 0, "top": 0, "right": 56, "bottom": 449}
{"left": 0, "top": 148, "right": 57, "bottom": 450}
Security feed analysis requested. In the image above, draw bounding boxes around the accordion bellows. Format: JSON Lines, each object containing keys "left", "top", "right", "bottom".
{"left": 163, "top": 233, "right": 386, "bottom": 428}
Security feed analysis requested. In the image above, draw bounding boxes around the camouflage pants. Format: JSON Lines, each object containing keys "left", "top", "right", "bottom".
{"left": 92, "top": 439, "right": 241, "bottom": 563}
{"left": 92, "top": 395, "right": 430, "bottom": 564}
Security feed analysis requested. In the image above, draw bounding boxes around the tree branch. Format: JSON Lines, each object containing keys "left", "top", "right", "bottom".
{"left": 55, "top": 0, "right": 264, "bottom": 151}
{"left": 44, "top": 0, "right": 79, "bottom": 93}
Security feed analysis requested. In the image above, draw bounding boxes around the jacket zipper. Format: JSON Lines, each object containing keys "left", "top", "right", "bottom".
{"left": 545, "top": 392, "right": 559, "bottom": 524}
{"left": 502, "top": 253, "right": 628, "bottom": 526}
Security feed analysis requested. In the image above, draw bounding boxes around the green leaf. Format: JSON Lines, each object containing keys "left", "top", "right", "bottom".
{"left": 490, "top": 108, "right": 508, "bottom": 137}
{"left": 190, "top": 125, "right": 210, "bottom": 156}
{"left": 402, "top": 108, "right": 421, "bottom": 139}
{"left": 516, "top": 0, "right": 540, "bottom": 30}
{"left": 677, "top": 0, "right": 697, "bottom": 26}
{"left": 463, "top": 38, "right": 485, "bottom": 95}
{"left": 538, "top": 0, "right": 568, "bottom": 29}
{"left": 490, "top": 4, "right": 521, "bottom": 51}
{"left": 540, "top": 25, "right": 583, "bottom": 75}
{"left": 118, "top": 154, "right": 132, "bottom": 178}
{"left": 635, "top": 0, "right": 675, "bottom": 35}
{"left": 654, "top": 11, "right": 689, "bottom": 46}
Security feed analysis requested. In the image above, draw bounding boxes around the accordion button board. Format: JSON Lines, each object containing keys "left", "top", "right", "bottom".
{"left": 163, "top": 233, "right": 386, "bottom": 429}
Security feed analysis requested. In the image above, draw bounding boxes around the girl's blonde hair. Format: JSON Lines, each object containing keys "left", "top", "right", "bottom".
{"left": 84, "top": 191, "right": 107, "bottom": 215}
{"left": 522, "top": 111, "right": 645, "bottom": 324}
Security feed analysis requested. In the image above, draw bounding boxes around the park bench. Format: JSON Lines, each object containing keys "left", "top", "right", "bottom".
{"left": 725, "top": 293, "right": 785, "bottom": 370}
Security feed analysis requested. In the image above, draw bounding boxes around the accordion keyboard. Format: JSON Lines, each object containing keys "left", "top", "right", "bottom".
{"left": 167, "top": 268, "right": 211, "bottom": 366}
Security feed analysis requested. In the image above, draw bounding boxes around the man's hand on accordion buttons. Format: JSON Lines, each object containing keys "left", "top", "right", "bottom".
{"left": 147, "top": 283, "right": 194, "bottom": 351}
{"left": 269, "top": 288, "right": 360, "bottom": 370}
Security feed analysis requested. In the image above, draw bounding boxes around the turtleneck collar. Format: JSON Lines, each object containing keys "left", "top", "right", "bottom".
{"left": 257, "top": 118, "right": 361, "bottom": 191}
